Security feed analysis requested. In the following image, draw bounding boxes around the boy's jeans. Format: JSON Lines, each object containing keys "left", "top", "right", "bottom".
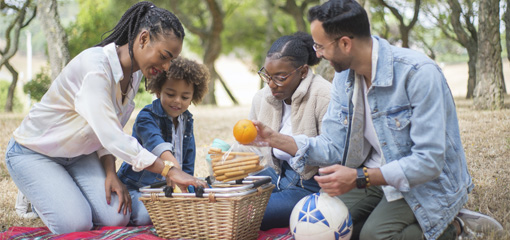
{"left": 5, "top": 138, "right": 129, "bottom": 234}
{"left": 256, "top": 161, "right": 320, "bottom": 230}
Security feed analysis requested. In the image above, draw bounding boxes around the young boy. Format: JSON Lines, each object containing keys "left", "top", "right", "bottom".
{"left": 117, "top": 57, "right": 209, "bottom": 226}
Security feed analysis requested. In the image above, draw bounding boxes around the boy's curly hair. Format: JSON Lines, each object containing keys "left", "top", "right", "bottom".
{"left": 146, "top": 57, "right": 210, "bottom": 104}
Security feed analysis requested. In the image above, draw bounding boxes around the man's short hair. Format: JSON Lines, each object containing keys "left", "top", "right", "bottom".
{"left": 308, "top": 0, "right": 371, "bottom": 39}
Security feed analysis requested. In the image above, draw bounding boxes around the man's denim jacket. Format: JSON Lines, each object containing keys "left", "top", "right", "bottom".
{"left": 117, "top": 98, "right": 195, "bottom": 189}
{"left": 290, "top": 36, "right": 473, "bottom": 240}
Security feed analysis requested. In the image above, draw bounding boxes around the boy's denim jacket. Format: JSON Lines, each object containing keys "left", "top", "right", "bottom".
{"left": 290, "top": 36, "right": 473, "bottom": 240}
{"left": 117, "top": 98, "right": 195, "bottom": 189}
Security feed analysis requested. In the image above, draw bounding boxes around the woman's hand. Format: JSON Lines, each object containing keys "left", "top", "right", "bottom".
{"left": 166, "top": 168, "right": 208, "bottom": 191}
{"left": 252, "top": 120, "right": 299, "bottom": 156}
{"left": 251, "top": 120, "right": 275, "bottom": 147}
{"left": 100, "top": 154, "right": 131, "bottom": 215}
{"left": 105, "top": 173, "right": 132, "bottom": 215}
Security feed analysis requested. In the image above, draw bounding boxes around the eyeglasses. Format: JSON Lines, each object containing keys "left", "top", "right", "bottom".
{"left": 312, "top": 35, "right": 354, "bottom": 52}
{"left": 313, "top": 39, "right": 338, "bottom": 52}
{"left": 257, "top": 65, "right": 304, "bottom": 87}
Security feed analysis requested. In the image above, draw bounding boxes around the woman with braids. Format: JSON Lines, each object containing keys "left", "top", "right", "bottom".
{"left": 4, "top": 1, "right": 207, "bottom": 234}
{"left": 250, "top": 32, "right": 331, "bottom": 230}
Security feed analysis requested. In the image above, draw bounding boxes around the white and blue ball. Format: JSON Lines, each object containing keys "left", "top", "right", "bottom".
{"left": 289, "top": 192, "right": 353, "bottom": 240}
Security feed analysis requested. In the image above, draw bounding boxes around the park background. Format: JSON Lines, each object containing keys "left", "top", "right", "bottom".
{"left": 1, "top": 0, "right": 510, "bottom": 239}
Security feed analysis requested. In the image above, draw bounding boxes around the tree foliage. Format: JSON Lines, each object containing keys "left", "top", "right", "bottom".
{"left": 23, "top": 66, "right": 51, "bottom": 101}
{"left": 66, "top": 0, "right": 123, "bottom": 58}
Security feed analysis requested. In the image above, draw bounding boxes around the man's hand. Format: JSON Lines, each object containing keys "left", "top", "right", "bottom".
{"left": 314, "top": 164, "right": 357, "bottom": 196}
{"left": 105, "top": 174, "right": 132, "bottom": 215}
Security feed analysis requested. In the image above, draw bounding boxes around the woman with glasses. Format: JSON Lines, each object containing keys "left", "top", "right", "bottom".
{"left": 250, "top": 31, "right": 331, "bottom": 230}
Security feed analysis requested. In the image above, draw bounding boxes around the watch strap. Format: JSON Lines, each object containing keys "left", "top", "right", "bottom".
{"left": 356, "top": 167, "right": 368, "bottom": 189}
{"left": 161, "top": 161, "right": 174, "bottom": 177}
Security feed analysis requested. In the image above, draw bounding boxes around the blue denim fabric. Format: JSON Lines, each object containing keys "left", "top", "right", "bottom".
{"left": 290, "top": 36, "right": 473, "bottom": 240}
{"left": 5, "top": 138, "right": 129, "bottom": 234}
{"left": 117, "top": 98, "right": 195, "bottom": 190}
{"left": 255, "top": 161, "right": 320, "bottom": 230}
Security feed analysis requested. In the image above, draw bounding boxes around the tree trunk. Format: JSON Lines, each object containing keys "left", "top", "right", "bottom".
{"left": 279, "top": 0, "right": 320, "bottom": 33}
{"left": 442, "top": 0, "right": 478, "bottom": 98}
{"left": 37, "top": 0, "right": 70, "bottom": 80}
{"left": 474, "top": 0, "right": 504, "bottom": 110}
{"left": 4, "top": 62, "right": 18, "bottom": 112}
{"left": 168, "top": 0, "right": 238, "bottom": 106}
{"left": 0, "top": 0, "right": 36, "bottom": 112}
{"left": 505, "top": 0, "right": 510, "bottom": 64}
{"left": 201, "top": 31, "right": 222, "bottom": 105}
{"left": 262, "top": 0, "right": 276, "bottom": 89}
{"left": 378, "top": 0, "right": 420, "bottom": 48}
{"left": 203, "top": 62, "right": 217, "bottom": 105}
{"left": 400, "top": 25, "right": 410, "bottom": 48}
{"left": 466, "top": 47, "right": 477, "bottom": 98}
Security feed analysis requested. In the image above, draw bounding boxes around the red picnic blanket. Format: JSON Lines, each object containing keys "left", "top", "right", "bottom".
{"left": 0, "top": 226, "right": 293, "bottom": 240}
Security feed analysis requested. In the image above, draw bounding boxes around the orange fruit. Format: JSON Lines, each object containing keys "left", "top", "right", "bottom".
{"left": 233, "top": 119, "right": 257, "bottom": 144}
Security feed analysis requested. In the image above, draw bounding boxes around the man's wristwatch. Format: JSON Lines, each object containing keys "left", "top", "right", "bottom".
{"left": 356, "top": 167, "right": 368, "bottom": 189}
{"left": 161, "top": 161, "right": 175, "bottom": 177}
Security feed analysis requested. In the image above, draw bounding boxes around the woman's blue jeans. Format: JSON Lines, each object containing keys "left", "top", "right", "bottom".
{"left": 4, "top": 138, "right": 130, "bottom": 234}
{"left": 255, "top": 161, "right": 320, "bottom": 230}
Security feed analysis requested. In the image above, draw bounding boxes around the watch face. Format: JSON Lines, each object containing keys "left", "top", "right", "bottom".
{"left": 356, "top": 168, "right": 367, "bottom": 189}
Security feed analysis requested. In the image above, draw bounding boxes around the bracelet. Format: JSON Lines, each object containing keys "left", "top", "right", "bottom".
{"left": 363, "top": 167, "right": 371, "bottom": 188}
{"left": 356, "top": 167, "right": 371, "bottom": 189}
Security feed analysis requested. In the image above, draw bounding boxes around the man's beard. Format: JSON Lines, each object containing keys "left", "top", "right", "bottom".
{"left": 331, "top": 60, "right": 349, "bottom": 73}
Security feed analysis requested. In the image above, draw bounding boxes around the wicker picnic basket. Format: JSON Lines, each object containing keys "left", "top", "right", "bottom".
{"left": 139, "top": 176, "right": 274, "bottom": 240}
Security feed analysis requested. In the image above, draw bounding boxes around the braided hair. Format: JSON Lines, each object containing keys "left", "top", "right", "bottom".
{"left": 266, "top": 32, "right": 321, "bottom": 68}
{"left": 96, "top": 1, "right": 185, "bottom": 95}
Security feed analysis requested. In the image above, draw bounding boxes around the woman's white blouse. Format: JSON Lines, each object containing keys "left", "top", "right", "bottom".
{"left": 13, "top": 43, "right": 157, "bottom": 171}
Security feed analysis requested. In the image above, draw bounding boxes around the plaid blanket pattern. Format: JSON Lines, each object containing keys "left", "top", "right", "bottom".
{"left": 0, "top": 226, "right": 294, "bottom": 240}
{"left": 1, "top": 226, "right": 162, "bottom": 240}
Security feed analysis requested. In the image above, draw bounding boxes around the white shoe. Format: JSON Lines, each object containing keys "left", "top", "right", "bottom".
{"left": 456, "top": 208, "right": 503, "bottom": 239}
{"left": 15, "top": 190, "right": 38, "bottom": 219}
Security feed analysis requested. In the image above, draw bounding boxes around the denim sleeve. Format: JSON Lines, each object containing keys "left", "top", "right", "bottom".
{"left": 380, "top": 160, "right": 411, "bottom": 191}
{"left": 151, "top": 143, "right": 173, "bottom": 158}
{"left": 394, "top": 63, "right": 449, "bottom": 187}
{"left": 289, "top": 73, "right": 348, "bottom": 172}
{"left": 133, "top": 109, "right": 167, "bottom": 154}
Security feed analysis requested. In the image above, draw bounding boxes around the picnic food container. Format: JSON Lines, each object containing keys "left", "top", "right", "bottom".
{"left": 208, "top": 147, "right": 265, "bottom": 182}
{"left": 139, "top": 176, "right": 274, "bottom": 240}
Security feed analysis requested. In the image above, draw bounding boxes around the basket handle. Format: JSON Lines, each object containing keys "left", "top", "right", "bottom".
{"left": 252, "top": 177, "right": 271, "bottom": 188}
{"left": 163, "top": 186, "right": 173, "bottom": 197}
{"left": 149, "top": 180, "right": 167, "bottom": 188}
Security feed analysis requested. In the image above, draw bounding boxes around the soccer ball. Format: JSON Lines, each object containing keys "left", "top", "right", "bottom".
{"left": 289, "top": 192, "right": 353, "bottom": 240}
